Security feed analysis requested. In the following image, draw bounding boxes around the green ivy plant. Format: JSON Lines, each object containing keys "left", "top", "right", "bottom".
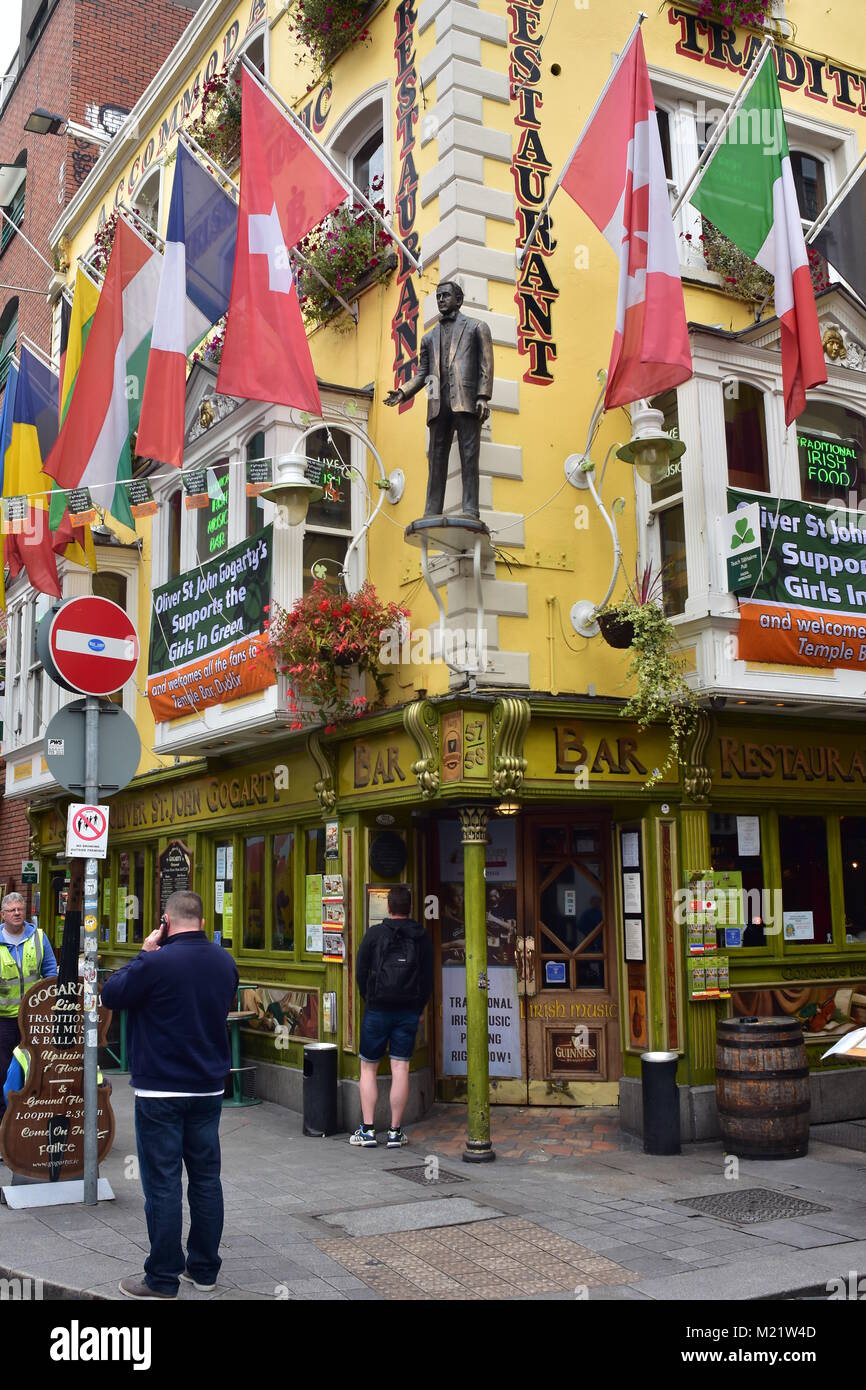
{"left": 288, "top": 0, "right": 374, "bottom": 74}
{"left": 596, "top": 566, "right": 699, "bottom": 788}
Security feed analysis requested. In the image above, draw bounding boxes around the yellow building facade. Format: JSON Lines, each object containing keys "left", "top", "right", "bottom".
{"left": 7, "top": 0, "right": 866, "bottom": 1135}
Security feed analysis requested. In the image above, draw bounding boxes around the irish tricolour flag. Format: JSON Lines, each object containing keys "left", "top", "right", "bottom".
{"left": 45, "top": 217, "right": 161, "bottom": 530}
{"left": 692, "top": 55, "right": 827, "bottom": 424}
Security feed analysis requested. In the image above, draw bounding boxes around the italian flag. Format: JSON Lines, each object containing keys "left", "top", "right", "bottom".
{"left": 692, "top": 56, "right": 827, "bottom": 424}
{"left": 45, "top": 218, "right": 161, "bottom": 531}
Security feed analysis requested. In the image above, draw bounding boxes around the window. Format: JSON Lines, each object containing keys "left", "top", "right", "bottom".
{"left": 243, "top": 835, "right": 265, "bottom": 950}
{"left": 725, "top": 382, "right": 770, "bottom": 493}
{"left": 167, "top": 487, "right": 182, "bottom": 579}
{"left": 0, "top": 159, "right": 25, "bottom": 256}
{"left": 245, "top": 431, "right": 267, "bottom": 537}
{"left": 93, "top": 573, "right": 128, "bottom": 707}
{"left": 0, "top": 296, "right": 17, "bottom": 388}
{"left": 790, "top": 151, "right": 827, "bottom": 228}
{"left": 132, "top": 168, "right": 160, "bottom": 232}
{"left": 273, "top": 833, "right": 294, "bottom": 952}
{"left": 648, "top": 390, "right": 687, "bottom": 617}
{"left": 350, "top": 128, "right": 384, "bottom": 202}
{"left": 28, "top": 593, "right": 50, "bottom": 739}
{"left": 197, "top": 460, "right": 229, "bottom": 559}
{"left": 117, "top": 850, "right": 145, "bottom": 944}
{"left": 841, "top": 817, "right": 866, "bottom": 942}
{"left": 213, "top": 840, "right": 234, "bottom": 947}
{"left": 779, "top": 815, "right": 832, "bottom": 946}
{"left": 709, "top": 813, "right": 766, "bottom": 947}
{"left": 797, "top": 403, "right": 866, "bottom": 510}
{"left": 657, "top": 108, "right": 673, "bottom": 184}
{"left": 302, "top": 427, "right": 353, "bottom": 592}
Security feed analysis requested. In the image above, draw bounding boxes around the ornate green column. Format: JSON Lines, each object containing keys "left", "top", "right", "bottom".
{"left": 459, "top": 806, "right": 495, "bottom": 1164}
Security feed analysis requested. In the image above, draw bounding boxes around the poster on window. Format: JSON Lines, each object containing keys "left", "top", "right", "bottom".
{"left": 732, "top": 981, "right": 866, "bottom": 1040}
{"left": 239, "top": 985, "right": 319, "bottom": 1041}
{"left": 438, "top": 819, "right": 516, "bottom": 883}
{"left": 440, "top": 966, "right": 521, "bottom": 1077}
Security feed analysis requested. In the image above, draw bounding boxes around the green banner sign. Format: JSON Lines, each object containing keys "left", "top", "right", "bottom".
{"left": 149, "top": 525, "right": 273, "bottom": 675}
{"left": 727, "top": 489, "right": 866, "bottom": 618}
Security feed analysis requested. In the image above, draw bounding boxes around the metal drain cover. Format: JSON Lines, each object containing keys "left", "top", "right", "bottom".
{"left": 385, "top": 1165, "right": 467, "bottom": 1185}
{"left": 676, "top": 1189, "right": 830, "bottom": 1225}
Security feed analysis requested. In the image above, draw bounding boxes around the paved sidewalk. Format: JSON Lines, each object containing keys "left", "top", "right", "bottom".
{"left": 2, "top": 1088, "right": 866, "bottom": 1301}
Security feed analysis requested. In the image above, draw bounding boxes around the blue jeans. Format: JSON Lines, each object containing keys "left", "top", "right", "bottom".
{"left": 134, "top": 1096, "right": 224, "bottom": 1295}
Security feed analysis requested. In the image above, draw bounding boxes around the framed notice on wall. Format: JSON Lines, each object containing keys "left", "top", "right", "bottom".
{"left": 619, "top": 827, "right": 645, "bottom": 964}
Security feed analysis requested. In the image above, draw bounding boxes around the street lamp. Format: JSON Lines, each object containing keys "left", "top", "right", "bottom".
{"left": 565, "top": 375, "right": 686, "bottom": 638}
{"left": 25, "top": 108, "right": 65, "bottom": 135}
{"left": 260, "top": 453, "right": 323, "bottom": 527}
{"left": 616, "top": 400, "right": 685, "bottom": 487}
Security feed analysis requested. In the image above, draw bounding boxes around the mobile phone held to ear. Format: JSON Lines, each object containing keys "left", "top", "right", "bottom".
{"left": 157, "top": 913, "right": 169, "bottom": 945}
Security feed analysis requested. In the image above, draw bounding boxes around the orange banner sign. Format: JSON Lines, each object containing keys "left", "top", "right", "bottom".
{"left": 147, "top": 634, "right": 275, "bottom": 722}
{"left": 738, "top": 599, "right": 866, "bottom": 671}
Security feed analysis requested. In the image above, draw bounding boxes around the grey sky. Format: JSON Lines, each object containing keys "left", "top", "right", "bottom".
{"left": 0, "top": 1, "right": 22, "bottom": 78}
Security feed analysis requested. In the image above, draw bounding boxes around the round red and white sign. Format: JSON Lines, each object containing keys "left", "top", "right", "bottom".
{"left": 47, "top": 597, "right": 139, "bottom": 696}
{"left": 72, "top": 805, "right": 107, "bottom": 842}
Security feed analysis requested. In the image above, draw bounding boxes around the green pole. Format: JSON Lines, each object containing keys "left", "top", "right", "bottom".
{"left": 460, "top": 807, "right": 495, "bottom": 1163}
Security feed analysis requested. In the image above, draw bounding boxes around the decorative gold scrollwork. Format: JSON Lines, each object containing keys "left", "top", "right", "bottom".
{"left": 491, "top": 697, "right": 530, "bottom": 797}
{"left": 402, "top": 700, "right": 440, "bottom": 798}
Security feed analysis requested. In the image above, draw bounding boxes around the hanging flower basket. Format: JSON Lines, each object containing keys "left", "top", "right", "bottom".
{"left": 597, "top": 610, "right": 636, "bottom": 649}
{"left": 296, "top": 178, "right": 394, "bottom": 331}
{"left": 697, "top": 0, "right": 773, "bottom": 26}
{"left": 288, "top": 0, "right": 375, "bottom": 74}
{"left": 185, "top": 67, "right": 242, "bottom": 168}
{"left": 269, "top": 580, "right": 409, "bottom": 730}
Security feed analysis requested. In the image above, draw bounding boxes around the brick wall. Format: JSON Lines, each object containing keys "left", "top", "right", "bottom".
{"left": 0, "top": 0, "right": 199, "bottom": 372}
{"left": 0, "top": 777, "right": 35, "bottom": 914}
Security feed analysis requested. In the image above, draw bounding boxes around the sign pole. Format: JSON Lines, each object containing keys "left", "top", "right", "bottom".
{"left": 82, "top": 696, "right": 100, "bottom": 1206}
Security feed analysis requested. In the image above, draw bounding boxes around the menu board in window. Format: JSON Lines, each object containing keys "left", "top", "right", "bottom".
{"left": 158, "top": 841, "right": 193, "bottom": 916}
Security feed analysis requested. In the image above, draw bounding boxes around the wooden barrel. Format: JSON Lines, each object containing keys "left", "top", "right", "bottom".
{"left": 715, "top": 1017, "right": 810, "bottom": 1159}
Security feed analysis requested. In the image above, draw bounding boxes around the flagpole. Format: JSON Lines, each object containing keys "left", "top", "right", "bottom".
{"left": 516, "top": 12, "right": 648, "bottom": 268}
{"left": 0, "top": 204, "right": 55, "bottom": 274}
{"left": 0, "top": 283, "right": 50, "bottom": 295}
{"left": 178, "top": 128, "right": 362, "bottom": 322}
{"left": 20, "top": 335, "right": 58, "bottom": 373}
{"left": 670, "top": 37, "right": 774, "bottom": 218}
{"left": 77, "top": 256, "right": 104, "bottom": 288}
{"left": 118, "top": 202, "right": 166, "bottom": 250}
{"left": 805, "top": 149, "right": 866, "bottom": 244}
{"left": 241, "top": 58, "right": 423, "bottom": 274}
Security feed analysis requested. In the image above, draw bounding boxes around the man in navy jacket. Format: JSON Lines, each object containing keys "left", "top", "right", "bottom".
{"left": 102, "top": 890, "right": 238, "bottom": 1300}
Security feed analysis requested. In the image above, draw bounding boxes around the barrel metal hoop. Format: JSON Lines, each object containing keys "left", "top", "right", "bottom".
{"left": 716, "top": 1066, "right": 810, "bottom": 1081}
{"left": 718, "top": 1100, "right": 812, "bottom": 1118}
{"left": 716, "top": 1037, "right": 806, "bottom": 1050}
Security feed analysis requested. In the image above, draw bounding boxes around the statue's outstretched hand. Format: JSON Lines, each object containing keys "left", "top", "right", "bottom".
{"left": 476, "top": 397, "right": 490, "bottom": 423}
{"left": 384, "top": 389, "right": 404, "bottom": 407}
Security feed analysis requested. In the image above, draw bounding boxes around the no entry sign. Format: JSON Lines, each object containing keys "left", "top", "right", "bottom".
{"left": 43, "top": 597, "right": 139, "bottom": 696}
{"left": 67, "top": 803, "right": 110, "bottom": 859}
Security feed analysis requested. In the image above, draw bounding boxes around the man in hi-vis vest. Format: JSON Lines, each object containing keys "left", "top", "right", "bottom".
{"left": 0, "top": 892, "right": 57, "bottom": 1122}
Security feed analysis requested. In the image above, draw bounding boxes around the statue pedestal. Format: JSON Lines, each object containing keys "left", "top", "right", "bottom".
{"left": 404, "top": 516, "right": 491, "bottom": 677}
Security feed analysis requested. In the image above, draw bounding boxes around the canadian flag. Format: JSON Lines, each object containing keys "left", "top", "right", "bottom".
{"left": 217, "top": 67, "right": 348, "bottom": 411}
{"left": 560, "top": 29, "right": 692, "bottom": 409}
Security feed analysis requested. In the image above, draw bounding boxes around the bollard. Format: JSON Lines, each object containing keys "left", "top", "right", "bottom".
{"left": 641, "top": 1050, "right": 681, "bottom": 1155}
{"left": 303, "top": 1042, "right": 338, "bottom": 1137}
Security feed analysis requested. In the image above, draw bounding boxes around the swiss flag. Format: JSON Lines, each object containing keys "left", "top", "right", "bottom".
{"left": 217, "top": 67, "right": 347, "bottom": 410}
{"left": 560, "top": 29, "right": 691, "bottom": 409}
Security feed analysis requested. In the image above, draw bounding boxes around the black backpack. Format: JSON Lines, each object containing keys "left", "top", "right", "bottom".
{"left": 369, "top": 921, "right": 422, "bottom": 1007}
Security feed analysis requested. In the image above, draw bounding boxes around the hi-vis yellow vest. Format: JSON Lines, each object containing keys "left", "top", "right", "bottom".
{"left": 0, "top": 930, "right": 45, "bottom": 1017}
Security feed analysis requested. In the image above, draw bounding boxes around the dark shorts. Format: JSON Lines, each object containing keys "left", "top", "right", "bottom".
{"left": 359, "top": 1008, "right": 421, "bottom": 1063}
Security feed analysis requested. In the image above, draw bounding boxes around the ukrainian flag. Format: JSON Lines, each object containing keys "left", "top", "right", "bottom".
{"left": 0, "top": 359, "right": 19, "bottom": 610}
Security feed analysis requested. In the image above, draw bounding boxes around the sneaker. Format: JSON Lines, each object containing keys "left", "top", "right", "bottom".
{"left": 387, "top": 1127, "right": 408, "bottom": 1148}
{"left": 180, "top": 1271, "right": 217, "bottom": 1292}
{"left": 349, "top": 1125, "right": 378, "bottom": 1147}
{"left": 119, "top": 1277, "right": 176, "bottom": 1300}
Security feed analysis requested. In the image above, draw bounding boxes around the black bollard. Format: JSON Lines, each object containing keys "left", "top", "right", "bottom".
{"left": 303, "top": 1042, "right": 338, "bottom": 1136}
{"left": 641, "top": 1050, "right": 681, "bottom": 1155}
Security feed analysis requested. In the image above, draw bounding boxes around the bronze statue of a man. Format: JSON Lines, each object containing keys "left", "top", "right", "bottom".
{"left": 385, "top": 280, "right": 494, "bottom": 520}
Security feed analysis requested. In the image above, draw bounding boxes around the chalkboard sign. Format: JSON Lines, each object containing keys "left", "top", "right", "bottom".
{"left": 159, "top": 840, "right": 193, "bottom": 915}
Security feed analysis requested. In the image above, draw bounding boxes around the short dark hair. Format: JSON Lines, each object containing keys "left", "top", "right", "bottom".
{"left": 165, "top": 890, "right": 204, "bottom": 925}
{"left": 437, "top": 279, "right": 464, "bottom": 305}
{"left": 387, "top": 884, "right": 412, "bottom": 917}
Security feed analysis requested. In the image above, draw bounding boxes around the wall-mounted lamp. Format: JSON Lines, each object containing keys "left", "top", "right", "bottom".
{"left": 496, "top": 800, "right": 521, "bottom": 817}
{"left": 260, "top": 452, "right": 323, "bottom": 527}
{"left": 25, "top": 108, "right": 65, "bottom": 135}
{"left": 615, "top": 400, "right": 685, "bottom": 486}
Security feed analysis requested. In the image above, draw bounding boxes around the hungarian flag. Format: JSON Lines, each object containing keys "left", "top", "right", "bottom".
{"left": 813, "top": 165, "right": 866, "bottom": 307}
{"left": 45, "top": 218, "right": 161, "bottom": 531}
{"left": 137, "top": 142, "right": 238, "bottom": 467}
{"left": 692, "top": 56, "right": 827, "bottom": 424}
{"left": 560, "top": 28, "right": 692, "bottom": 409}
{"left": 59, "top": 267, "right": 100, "bottom": 426}
{"left": 217, "top": 67, "right": 347, "bottom": 411}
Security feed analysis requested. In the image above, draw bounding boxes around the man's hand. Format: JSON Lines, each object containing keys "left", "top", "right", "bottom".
{"left": 141, "top": 929, "right": 163, "bottom": 953}
{"left": 383, "top": 389, "right": 404, "bottom": 407}
{"left": 475, "top": 397, "right": 490, "bottom": 423}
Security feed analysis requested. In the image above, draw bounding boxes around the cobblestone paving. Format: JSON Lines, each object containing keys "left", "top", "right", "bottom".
{"left": 315, "top": 1215, "right": 636, "bottom": 1299}
{"left": 406, "top": 1104, "right": 637, "bottom": 1161}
